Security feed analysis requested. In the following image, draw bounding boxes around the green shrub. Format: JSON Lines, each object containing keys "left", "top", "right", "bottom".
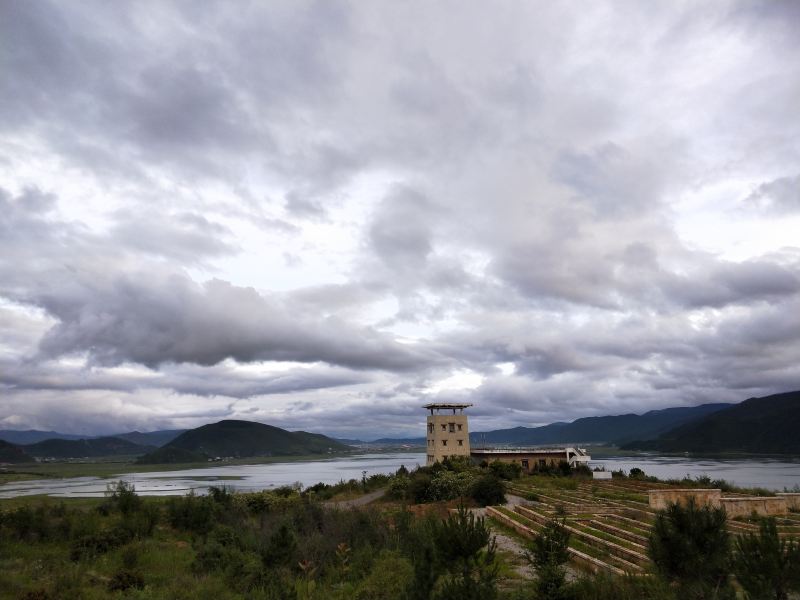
{"left": 430, "top": 505, "right": 498, "bottom": 600}
{"left": 732, "top": 517, "right": 800, "bottom": 600}
{"left": 261, "top": 523, "right": 298, "bottom": 568}
{"left": 648, "top": 498, "right": 734, "bottom": 599}
{"left": 106, "top": 480, "right": 142, "bottom": 516}
{"left": 429, "top": 470, "right": 475, "bottom": 501}
{"left": 409, "top": 473, "right": 433, "bottom": 504}
{"left": 528, "top": 514, "right": 571, "bottom": 600}
{"left": 387, "top": 474, "right": 411, "bottom": 501}
{"left": 69, "top": 527, "right": 131, "bottom": 561}
{"left": 355, "top": 551, "right": 414, "bottom": 600}
{"left": 119, "top": 502, "right": 160, "bottom": 538}
{"left": 208, "top": 485, "right": 235, "bottom": 508}
{"left": 571, "top": 573, "right": 676, "bottom": 600}
{"left": 469, "top": 474, "right": 506, "bottom": 507}
{"left": 108, "top": 569, "right": 145, "bottom": 592}
{"left": 167, "top": 492, "right": 216, "bottom": 536}
{"left": 488, "top": 460, "right": 522, "bottom": 481}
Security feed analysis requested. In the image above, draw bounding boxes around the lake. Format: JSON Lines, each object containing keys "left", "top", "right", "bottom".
{"left": 590, "top": 455, "right": 800, "bottom": 491}
{"left": 2, "top": 452, "right": 799, "bottom": 498}
{"left": 0, "top": 453, "right": 428, "bottom": 498}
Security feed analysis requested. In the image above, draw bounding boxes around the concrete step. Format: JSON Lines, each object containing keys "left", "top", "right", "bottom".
{"left": 515, "top": 506, "right": 650, "bottom": 569}
{"left": 486, "top": 506, "right": 632, "bottom": 577}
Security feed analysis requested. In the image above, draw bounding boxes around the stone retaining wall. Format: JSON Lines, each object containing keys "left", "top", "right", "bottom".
{"left": 776, "top": 493, "right": 800, "bottom": 510}
{"left": 648, "top": 489, "right": 721, "bottom": 510}
{"left": 719, "top": 497, "right": 788, "bottom": 518}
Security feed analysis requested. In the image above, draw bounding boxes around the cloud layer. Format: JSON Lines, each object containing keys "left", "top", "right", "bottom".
{"left": 1, "top": 1, "right": 799, "bottom": 438}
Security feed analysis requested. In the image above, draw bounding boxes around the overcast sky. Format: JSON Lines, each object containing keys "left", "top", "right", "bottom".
{"left": 1, "top": 1, "right": 799, "bottom": 439}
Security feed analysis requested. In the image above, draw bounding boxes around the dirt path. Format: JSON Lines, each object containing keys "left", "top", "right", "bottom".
{"left": 323, "top": 487, "right": 387, "bottom": 509}
{"left": 476, "top": 494, "right": 580, "bottom": 581}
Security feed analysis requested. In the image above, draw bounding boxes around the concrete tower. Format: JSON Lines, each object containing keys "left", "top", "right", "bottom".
{"left": 424, "top": 403, "right": 472, "bottom": 465}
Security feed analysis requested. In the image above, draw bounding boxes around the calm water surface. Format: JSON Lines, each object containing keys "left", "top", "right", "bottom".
{"left": 0, "top": 453, "right": 427, "bottom": 498}
{"left": 2, "top": 452, "right": 800, "bottom": 498}
{"left": 591, "top": 455, "right": 800, "bottom": 491}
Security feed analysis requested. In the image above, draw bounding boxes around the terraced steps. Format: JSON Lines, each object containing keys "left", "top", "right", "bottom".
{"left": 514, "top": 506, "right": 650, "bottom": 571}
{"left": 486, "top": 506, "right": 630, "bottom": 576}
{"left": 505, "top": 478, "right": 799, "bottom": 559}
{"left": 587, "top": 518, "right": 649, "bottom": 545}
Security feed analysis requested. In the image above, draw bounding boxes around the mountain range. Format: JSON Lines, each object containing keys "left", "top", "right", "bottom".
{"left": 0, "top": 428, "right": 185, "bottom": 446}
{"left": 469, "top": 403, "right": 733, "bottom": 446}
{"left": 622, "top": 390, "right": 800, "bottom": 454}
{"left": 137, "top": 420, "right": 349, "bottom": 463}
{"left": 23, "top": 436, "right": 155, "bottom": 459}
{"left": 1, "top": 392, "right": 798, "bottom": 462}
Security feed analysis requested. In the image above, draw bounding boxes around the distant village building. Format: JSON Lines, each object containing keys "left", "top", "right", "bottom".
{"left": 423, "top": 403, "right": 591, "bottom": 472}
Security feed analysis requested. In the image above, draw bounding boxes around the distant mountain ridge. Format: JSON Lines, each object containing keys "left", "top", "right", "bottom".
{"left": 623, "top": 391, "right": 800, "bottom": 454}
{"left": 115, "top": 430, "right": 186, "bottom": 447}
{"left": 0, "top": 429, "right": 185, "bottom": 447}
{"left": 469, "top": 403, "right": 733, "bottom": 446}
{"left": 0, "top": 430, "right": 86, "bottom": 445}
{"left": 137, "top": 420, "right": 349, "bottom": 464}
{"left": 24, "top": 436, "right": 154, "bottom": 458}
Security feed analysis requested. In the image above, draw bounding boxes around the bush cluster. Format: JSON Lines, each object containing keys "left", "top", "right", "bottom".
{"left": 387, "top": 458, "right": 511, "bottom": 506}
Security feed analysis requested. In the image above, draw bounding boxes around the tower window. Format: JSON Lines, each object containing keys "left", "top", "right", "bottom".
{"left": 441, "top": 424, "right": 446, "bottom": 431}
{"left": 457, "top": 424, "right": 463, "bottom": 431}
{"left": 442, "top": 440, "right": 447, "bottom": 447}
{"left": 449, "top": 423, "right": 455, "bottom": 433}
{"left": 428, "top": 423, "right": 434, "bottom": 433}
{"left": 458, "top": 440, "right": 463, "bottom": 446}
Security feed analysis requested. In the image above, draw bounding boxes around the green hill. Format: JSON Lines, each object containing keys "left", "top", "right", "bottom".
{"left": 622, "top": 391, "right": 800, "bottom": 454}
{"left": 24, "top": 436, "right": 154, "bottom": 458}
{"left": 137, "top": 420, "right": 349, "bottom": 464}
{"left": 0, "top": 440, "right": 34, "bottom": 463}
{"left": 135, "top": 446, "right": 207, "bottom": 464}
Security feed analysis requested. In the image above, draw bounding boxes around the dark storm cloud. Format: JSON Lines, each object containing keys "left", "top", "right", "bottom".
{"left": 0, "top": 186, "right": 443, "bottom": 373}
{"left": 0, "top": 0, "right": 353, "bottom": 184}
{"left": 35, "top": 275, "right": 435, "bottom": 371}
{"left": 1, "top": 359, "right": 368, "bottom": 399}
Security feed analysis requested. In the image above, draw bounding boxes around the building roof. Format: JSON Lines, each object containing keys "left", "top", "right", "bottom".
{"left": 471, "top": 447, "right": 589, "bottom": 455}
{"left": 422, "top": 403, "right": 473, "bottom": 409}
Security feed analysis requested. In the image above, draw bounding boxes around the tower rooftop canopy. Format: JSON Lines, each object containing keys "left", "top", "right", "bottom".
{"left": 422, "top": 403, "right": 473, "bottom": 410}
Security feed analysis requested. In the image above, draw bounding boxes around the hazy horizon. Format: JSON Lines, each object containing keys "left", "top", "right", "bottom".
{"left": 2, "top": 2, "right": 799, "bottom": 439}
